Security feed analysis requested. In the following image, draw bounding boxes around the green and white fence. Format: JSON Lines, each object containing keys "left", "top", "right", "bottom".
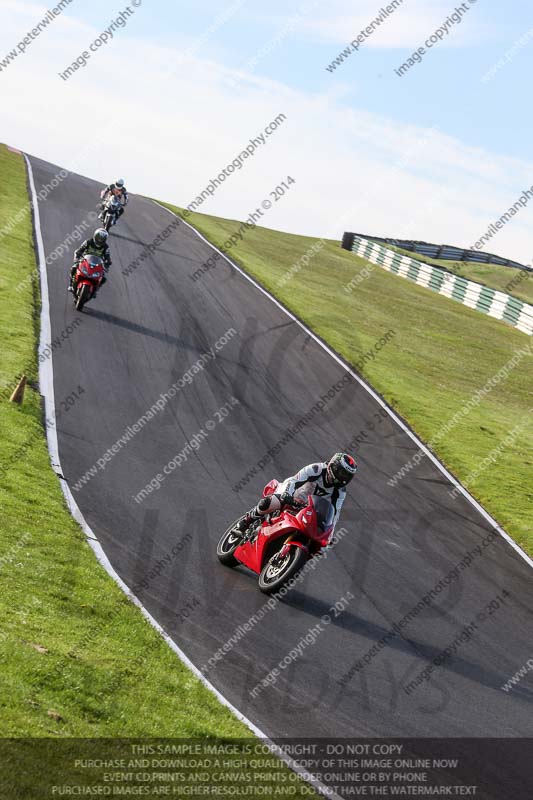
{"left": 349, "top": 236, "right": 533, "bottom": 336}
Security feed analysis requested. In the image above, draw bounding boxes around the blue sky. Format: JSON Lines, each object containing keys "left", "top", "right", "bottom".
{"left": 66, "top": 0, "right": 533, "bottom": 158}
{"left": 1, "top": 0, "right": 532, "bottom": 261}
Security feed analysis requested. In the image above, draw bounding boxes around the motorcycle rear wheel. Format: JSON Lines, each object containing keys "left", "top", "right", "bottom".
{"left": 258, "top": 544, "right": 307, "bottom": 594}
{"left": 76, "top": 283, "right": 90, "bottom": 312}
{"left": 217, "top": 519, "right": 244, "bottom": 566}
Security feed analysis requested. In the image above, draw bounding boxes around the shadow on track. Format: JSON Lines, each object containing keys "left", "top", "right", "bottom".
{"left": 281, "top": 590, "right": 533, "bottom": 701}
{"left": 85, "top": 308, "right": 193, "bottom": 349}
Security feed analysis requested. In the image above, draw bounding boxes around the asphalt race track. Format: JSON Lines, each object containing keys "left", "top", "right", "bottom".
{"left": 28, "top": 155, "right": 533, "bottom": 792}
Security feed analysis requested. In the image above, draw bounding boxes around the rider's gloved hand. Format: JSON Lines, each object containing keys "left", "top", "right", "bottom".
{"left": 279, "top": 491, "right": 294, "bottom": 507}
{"left": 280, "top": 492, "right": 305, "bottom": 509}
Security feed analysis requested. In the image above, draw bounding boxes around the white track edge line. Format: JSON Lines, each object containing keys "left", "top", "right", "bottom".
{"left": 153, "top": 199, "right": 533, "bottom": 571}
{"left": 24, "top": 155, "right": 340, "bottom": 800}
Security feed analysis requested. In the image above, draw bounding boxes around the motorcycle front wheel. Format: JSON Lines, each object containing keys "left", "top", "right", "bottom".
{"left": 216, "top": 519, "right": 244, "bottom": 566}
{"left": 258, "top": 544, "right": 307, "bottom": 594}
{"left": 76, "top": 284, "right": 90, "bottom": 312}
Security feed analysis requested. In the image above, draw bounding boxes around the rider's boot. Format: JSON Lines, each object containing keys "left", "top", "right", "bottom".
{"left": 236, "top": 512, "right": 253, "bottom": 534}
{"left": 236, "top": 509, "right": 262, "bottom": 543}
{"left": 67, "top": 267, "right": 76, "bottom": 292}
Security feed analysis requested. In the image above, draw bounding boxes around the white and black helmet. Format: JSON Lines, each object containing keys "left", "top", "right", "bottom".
{"left": 93, "top": 228, "right": 108, "bottom": 247}
{"left": 326, "top": 452, "right": 358, "bottom": 487}
{"left": 115, "top": 178, "right": 125, "bottom": 188}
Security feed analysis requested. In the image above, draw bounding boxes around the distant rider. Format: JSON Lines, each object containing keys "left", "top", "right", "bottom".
{"left": 236, "top": 452, "right": 357, "bottom": 541}
{"left": 101, "top": 178, "right": 128, "bottom": 219}
{"left": 68, "top": 228, "right": 112, "bottom": 293}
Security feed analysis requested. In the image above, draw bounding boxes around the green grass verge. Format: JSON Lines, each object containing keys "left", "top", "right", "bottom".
{"left": 0, "top": 144, "right": 321, "bottom": 798}
{"left": 162, "top": 202, "right": 533, "bottom": 555}
{"left": 381, "top": 242, "right": 533, "bottom": 305}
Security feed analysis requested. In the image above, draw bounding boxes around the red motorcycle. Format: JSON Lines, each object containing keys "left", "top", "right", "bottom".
{"left": 217, "top": 479, "right": 334, "bottom": 594}
{"left": 72, "top": 254, "right": 105, "bottom": 311}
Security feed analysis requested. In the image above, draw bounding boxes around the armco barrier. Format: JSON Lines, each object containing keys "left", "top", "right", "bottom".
{"left": 341, "top": 231, "right": 531, "bottom": 272}
{"left": 348, "top": 236, "right": 533, "bottom": 336}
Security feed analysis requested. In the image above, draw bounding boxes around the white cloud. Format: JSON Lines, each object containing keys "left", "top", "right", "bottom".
{"left": 253, "top": 0, "right": 493, "bottom": 49}
{"left": 1, "top": 0, "right": 531, "bottom": 264}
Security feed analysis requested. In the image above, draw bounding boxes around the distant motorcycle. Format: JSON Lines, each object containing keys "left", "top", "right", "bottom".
{"left": 217, "top": 479, "right": 333, "bottom": 594}
{"left": 72, "top": 254, "right": 105, "bottom": 311}
{"left": 100, "top": 195, "right": 122, "bottom": 232}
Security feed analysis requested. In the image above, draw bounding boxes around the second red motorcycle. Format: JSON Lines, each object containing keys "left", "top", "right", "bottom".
{"left": 217, "top": 479, "right": 334, "bottom": 594}
{"left": 72, "top": 254, "right": 105, "bottom": 311}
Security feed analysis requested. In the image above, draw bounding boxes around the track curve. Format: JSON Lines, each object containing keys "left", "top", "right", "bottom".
{"left": 28, "top": 155, "right": 533, "bottom": 753}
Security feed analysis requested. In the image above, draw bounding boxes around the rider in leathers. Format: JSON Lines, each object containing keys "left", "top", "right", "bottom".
{"left": 237, "top": 452, "right": 357, "bottom": 541}
{"left": 101, "top": 178, "right": 128, "bottom": 219}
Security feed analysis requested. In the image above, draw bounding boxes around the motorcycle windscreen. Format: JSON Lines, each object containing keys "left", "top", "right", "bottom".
{"left": 293, "top": 482, "right": 334, "bottom": 530}
{"left": 84, "top": 255, "right": 104, "bottom": 267}
{"left": 311, "top": 495, "right": 334, "bottom": 531}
